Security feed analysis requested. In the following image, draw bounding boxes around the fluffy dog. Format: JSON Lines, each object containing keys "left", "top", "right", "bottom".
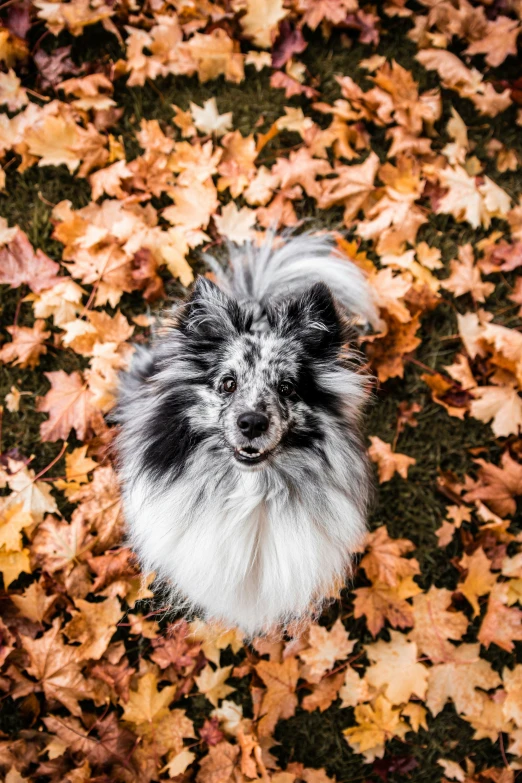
{"left": 115, "top": 234, "right": 377, "bottom": 636}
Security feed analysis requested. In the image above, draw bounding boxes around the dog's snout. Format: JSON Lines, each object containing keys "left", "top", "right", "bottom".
{"left": 237, "top": 411, "right": 269, "bottom": 440}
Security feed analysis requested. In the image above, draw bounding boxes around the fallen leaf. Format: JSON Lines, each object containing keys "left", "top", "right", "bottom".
{"left": 368, "top": 437, "right": 416, "bottom": 483}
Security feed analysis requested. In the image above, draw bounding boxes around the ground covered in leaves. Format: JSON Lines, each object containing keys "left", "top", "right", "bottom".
{"left": 0, "top": 1, "right": 522, "bottom": 782}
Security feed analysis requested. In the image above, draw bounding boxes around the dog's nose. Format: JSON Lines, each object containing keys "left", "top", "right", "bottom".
{"left": 237, "top": 411, "right": 269, "bottom": 440}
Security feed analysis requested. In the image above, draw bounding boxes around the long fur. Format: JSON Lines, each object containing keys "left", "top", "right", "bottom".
{"left": 115, "top": 234, "right": 377, "bottom": 636}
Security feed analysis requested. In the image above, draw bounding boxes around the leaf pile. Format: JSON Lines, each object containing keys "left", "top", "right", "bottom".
{"left": 1, "top": 1, "right": 522, "bottom": 781}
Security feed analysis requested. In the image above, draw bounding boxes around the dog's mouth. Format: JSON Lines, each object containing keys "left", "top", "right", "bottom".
{"left": 234, "top": 446, "right": 270, "bottom": 465}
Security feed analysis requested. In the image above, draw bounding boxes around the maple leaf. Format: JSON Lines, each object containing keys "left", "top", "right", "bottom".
{"left": 365, "top": 631, "right": 429, "bottom": 704}
{"left": 70, "top": 465, "right": 124, "bottom": 551}
{"left": 365, "top": 313, "right": 422, "bottom": 383}
{"left": 272, "top": 148, "right": 331, "bottom": 200}
{"left": 338, "top": 666, "right": 370, "bottom": 708}
{"left": 0, "top": 549, "right": 31, "bottom": 586}
{"left": 122, "top": 671, "right": 176, "bottom": 726}
{"left": 503, "top": 665, "right": 522, "bottom": 727}
{"left": 299, "top": 619, "right": 355, "bottom": 683}
{"left": 408, "top": 586, "right": 468, "bottom": 663}
{"left": 360, "top": 526, "right": 419, "bottom": 587}
{"left": 470, "top": 385, "right": 522, "bottom": 438}
{"left": 465, "top": 17, "right": 520, "bottom": 68}
{"left": 196, "top": 741, "right": 239, "bottom": 783}
{"left": 343, "top": 695, "right": 409, "bottom": 763}
{"left": 353, "top": 576, "right": 421, "bottom": 636}
{"left": 4, "top": 461, "right": 58, "bottom": 522}
{"left": 64, "top": 596, "right": 122, "bottom": 660}
{"left": 195, "top": 665, "right": 235, "bottom": 708}
{"left": 369, "top": 268, "right": 412, "bottom": 323}
{"left": 458, "top": 547, "right": 496, "bottom": 617}
{"left": 190, "top": 98, "right": 232, "bottom": 137}
{"left": 422, "top": 372, "right": 469, "bottom": 420}
{"left": 214, "top": 202, "right": 257, "bottom": 244}
{"left": 368, "top": 437, "right": 416, "bottom": 483}
{"left": 241, "top": 0, "right": 288, "bottom": 48}
{"left": 318, "top": 152, "right": 379, "bottom": 222}
{"left": 255, "top": 657, "right": 300, "bottom": 736}
{"left": 478, "top": 583, "right": 522, "bottom": 653}
{"left": 0, "top": 69, "right": 27, "bottom": 111}
{"left": 186, "top": 29, "right": 244, "bottom": 84}
{"left": 426, "top": 643, "right": 501, "bottom": 717}
{"left": 10, "top": 580, "right": 57, "bottom": 624}
{"left": 25, "top": 113, "right": 81, "bottom": 172}
{"left": 442, "top": 245, "right": 494, "bottom": 303}
{"left": 31, "top": 514, "right": 91, "bottom": 575}
{"left": 0, "top": 503, "right": 33, "bottom": 552}
{"left": 189, "top": 619, "right": 244, "bottom": 666}
{"left": 0, "top": 321, "right": 50, "bottom": 369}
{"left": 302, "top": 670, "right": 345, "bottom": 713}
{"left": 37, "top": 370, "right": 103, "bottom": 442}
{"left": 463, "top": 453, "right": 522, "bottom": 517}
{"left": 20, "top": 619, "right": 88, "bottom": 715}
{"left": 0, "top": 229, "right": 60, "bottom": 292}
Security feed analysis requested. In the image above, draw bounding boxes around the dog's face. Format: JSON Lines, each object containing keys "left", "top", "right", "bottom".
{"left": 137, "top": 277, "right": 360, "bottom": 480}
{"left": 175, "top": 277, "right": 350, "bottom": 470}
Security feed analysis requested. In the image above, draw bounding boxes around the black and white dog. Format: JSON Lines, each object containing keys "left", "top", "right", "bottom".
{"left": 115, "top": 234, "right": 377, "bottom": 635}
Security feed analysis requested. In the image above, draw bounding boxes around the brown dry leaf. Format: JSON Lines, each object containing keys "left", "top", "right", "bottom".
{"left": 426, "top": 643, "right": 501, "bottom": 717}
{"left": 0, "top": 549, "right": 31, "bottom": 586}
{"left": 19, "top": 619, "right": 88, "bottom": 715}
{"left": 240, "top": 0, "right": 287, "bottom": 48}
{"left": 408, "top": 586, "right": 468, "bottom": 663}
{"left": 478, "top": 583, "right": 522, "bottom": 653}
{"left": 368, "top": 437, "right": 416, "bottom": 483}
{"left": 442, "top": 245, "right": 494, "bottom": 302}
{"left": 31, "top": 514, "right": 91, "bottom": 575}
{"left": 4, "top": 462, "right": 58, "bottom": 522}
{"left": 64, "top": 596, "right": 122, "bottom": 660}
{"left": 365, "top": 313, "right": 422, "bottom": 382}
{"left": 299, "top": 619, "right": 355, "bottom": 683}
{"left": 359, "top": 526, "right": 419, "bottom": 586}
{"left": 196, "top": 741, "right": 239, "bottom": 783}
{"left": 365, "top": 631, "right": 429, "bottom": 704}
{"left": 463, "top": 453, "right": 522, "bottom": 517}
{"left": 353, "top": 576, "right": 421, "bottom": 636}
{"left": 343, "top": 695, "right": 409, "bottom": 763}
{"left": 302, "top": 671, "right": 345, "bottom": 713}
{"left": 503, "top": 665, "right": 522, "bottom": 727}
{"left": 10, "top": 580, "right": 57, "bottom": 624}
{"left": 0, "top": 229, "right": 60, "bottom": 292}
{"left": 195, "top": 665, "right": 235, "bottom": 708}
{"left": 255, "top": 657, "right": 300, "bottom": 736}
{"left": 422, "top": 372, "right": 469, "bottom": 420}
{"left": 0, "top": 503, "right": 33, "bottom": 552}
{"left": 338, "top": 666, "right": 370, "bottom": 708}
{"left": 318, "top": 152, "right": 379, "bottom": 223}
{"left": 470, "top": 385, "right": 522, "bottom": 438}
{"left": 0, "top": 321, "right": 50, "bottom": 369}
{"left": 458, "top": 548, "right": 497, "bottom": 617}
{"left": 121, "top": 671, "right": 176, "bottom": 726}
{"left": 37, "top": 371, "right": 103, "bottom": 442}
{"left": 369, "top": 268, "right": 412, "bottom": 324}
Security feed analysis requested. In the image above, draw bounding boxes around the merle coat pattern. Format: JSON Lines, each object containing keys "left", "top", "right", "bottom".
{"left": 115, "top": 234, "right": 377, "bottom": 635}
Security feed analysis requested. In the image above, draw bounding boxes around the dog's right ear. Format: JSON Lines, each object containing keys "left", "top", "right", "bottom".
{"left": 176, "top": 277, "right": 251, "bottom": 340}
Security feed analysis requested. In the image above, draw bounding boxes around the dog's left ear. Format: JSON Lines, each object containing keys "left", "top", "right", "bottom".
{"left": 270, "top": 282, "right": 344, "bottom": 357}
{"left": 176, "top": 276, "right": 251, "bottom": 340}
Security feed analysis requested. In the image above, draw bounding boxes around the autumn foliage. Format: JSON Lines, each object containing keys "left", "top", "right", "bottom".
{"left": 0, "top": 1, "right": 522, "bottom": 781}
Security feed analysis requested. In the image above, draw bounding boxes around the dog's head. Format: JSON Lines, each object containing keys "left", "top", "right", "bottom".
{"left": 146, "top": 276, "right": 366, "bottom": 473}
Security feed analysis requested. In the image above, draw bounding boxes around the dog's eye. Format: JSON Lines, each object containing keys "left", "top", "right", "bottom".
{"left": 221, "top": 377, "right": 237, "bottom": 394}
{"left": 278, "top": 381, "right": 294, "bottom": 397}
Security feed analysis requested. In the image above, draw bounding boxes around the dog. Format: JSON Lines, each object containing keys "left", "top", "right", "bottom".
{"left": 115, "top": 233, "right": 377, "bottom": 636}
